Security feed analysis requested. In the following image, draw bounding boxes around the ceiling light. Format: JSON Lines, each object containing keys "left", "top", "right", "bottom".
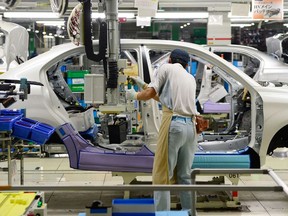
{"left": 91, "top": 12, "right": 135, "bottom": 19}
{"left": 187, "top": 23, "right": 190, "bottom": 25}
{"left": 4, "top": 12, "right": 134, "bottom": 20}
{"left": 231, "top": 23, "right": 252, "bottom": 27}
{"left": 118, "top": 13, "right": 135, "bottom": 19}
{"left": 91, "top": 13, "right": 105, "bottom": 19}
{"left": 36, "top": 21, "right": 65, "bottom": 26}
{"left": 3, "top": 12, "right": 59, "bottom": 19}
{"left": 43, "top": 35, "right": 54, "bottom": 39}
{"left": 155, "top": 12, "right": 208, "bottom": 19}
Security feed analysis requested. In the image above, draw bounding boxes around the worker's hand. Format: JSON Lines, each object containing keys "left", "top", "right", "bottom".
{"left": 126, "top": 88, "right": 138, "bottom": 100}
{"left": 130, "top": 76, "right": 147, "bottom": 89}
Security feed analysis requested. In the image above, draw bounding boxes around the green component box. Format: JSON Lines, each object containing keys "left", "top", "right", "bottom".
{"left": 68, "top": 84, "right": 85, "bottom": 92}
{"left": 66, "top": 70, "right": 90, "bottom": 93}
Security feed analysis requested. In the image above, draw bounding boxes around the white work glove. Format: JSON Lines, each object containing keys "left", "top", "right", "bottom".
{"left": 130, "top": 76, "right": 148, "bottom": 89}
{"left": 126, "top": 88, "right": 138, "bottom": 100}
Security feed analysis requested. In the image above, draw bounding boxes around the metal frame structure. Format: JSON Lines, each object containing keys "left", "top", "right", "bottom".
{"left": 0, "top": 131, "right": 25, "bottom": 185}
{"left": 190, "top": 168, "right": 288, "bottom": 216}
{"left": 0, "top": 169, "right": 287, "bottom": 215}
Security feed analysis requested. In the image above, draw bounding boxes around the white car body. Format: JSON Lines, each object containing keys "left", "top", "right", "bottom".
{"left": 1, "top": 40, "right": 288, "bottom": 167}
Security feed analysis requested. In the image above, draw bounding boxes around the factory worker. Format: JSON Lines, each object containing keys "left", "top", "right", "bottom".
{"left": 126, "top": 48, "right": 198, "bottom": 213}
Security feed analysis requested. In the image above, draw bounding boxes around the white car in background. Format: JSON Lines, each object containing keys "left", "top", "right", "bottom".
{"left": 204, "top": 44, "right": 288, "bottom": 83}
{"left": 1, "top": 39, "right": 288, "bottom": 168}
{"left": 0, "top": 20, "right": 29, "bottom": 73}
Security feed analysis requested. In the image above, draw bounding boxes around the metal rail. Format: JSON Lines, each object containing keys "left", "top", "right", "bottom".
{"left": 0, "top": 168, "right": 287, "bottom": 215}
{"left": 0, "top": 184, "right": 283, "bottom": 192}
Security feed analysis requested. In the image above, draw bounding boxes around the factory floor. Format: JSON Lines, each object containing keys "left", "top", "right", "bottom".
{"left": 0, "top": 154, "right": 288, "bottom": 216}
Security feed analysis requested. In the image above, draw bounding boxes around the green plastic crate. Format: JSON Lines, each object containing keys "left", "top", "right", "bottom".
{"left": 67, "top": 70, "right": 90, "bottom": 78}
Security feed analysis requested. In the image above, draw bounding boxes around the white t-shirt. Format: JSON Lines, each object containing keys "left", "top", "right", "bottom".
{"left": 148, "top": 63, "right": 198, "bottom": 116}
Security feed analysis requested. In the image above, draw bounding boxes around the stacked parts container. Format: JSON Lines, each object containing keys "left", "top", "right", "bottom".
{"left": 12, "top": 118, "right": 38, "bottom": 140}
{"left": 12, "top": 117, "right": 55, "bottom": 144}
{"left": 112, "top": 199, "right": 155, "bottom": 216}
{"left": 31, "top": 123, "right": 55, "bottom": 144}
{"left": 0, "top": 109, "right": 23, "bottom": 131}
{"left": 0, "top": 109, "right": 24, "bottom": 116}
{"left": 67, "top": 70, "right": 90, "bottom": 92}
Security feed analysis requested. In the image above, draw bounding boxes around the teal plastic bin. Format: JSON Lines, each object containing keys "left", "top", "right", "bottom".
{"left": 112, "top": 199, "right": 155, "bottom": 216}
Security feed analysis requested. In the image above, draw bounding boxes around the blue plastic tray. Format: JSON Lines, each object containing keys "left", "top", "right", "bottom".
{"left": 0, "top": 115, "right": 22, "bottom": 131}
{"left": 0, "top": 109, "right": 24, "bottom": 117}
{"left": 30, "top": 123, "right": 55, "bottom": 144}
{"left": 12, "top": 118, "right": 38, "bottom": 140}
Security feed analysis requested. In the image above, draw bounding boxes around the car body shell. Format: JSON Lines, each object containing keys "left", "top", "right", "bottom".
{"left": 1, "top": 40, "right": 288, "bottom": 167}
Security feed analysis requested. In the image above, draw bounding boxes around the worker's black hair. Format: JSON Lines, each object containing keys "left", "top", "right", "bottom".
{"left": 170, "top": 49, "right": 190, "bottom": 68}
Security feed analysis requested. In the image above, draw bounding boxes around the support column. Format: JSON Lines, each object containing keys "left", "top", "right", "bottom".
{"left": 207, "top": 10, "right": 231, "bottom": 45}
{"left": 106, "top": 0, "right": 119, "bottom": 61}
{"left": 105, "top": 0, "right": 119, "bottom": 105}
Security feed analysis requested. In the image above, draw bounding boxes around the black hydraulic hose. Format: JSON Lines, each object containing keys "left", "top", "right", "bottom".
{"left": 81, "top": 0, "right": 117, "bottom": 88}
{"left": 107, "top": 60, "right": 118, "bottom": 88}
{"left": 82, "top": 0, "right": 107, "bottom": 63}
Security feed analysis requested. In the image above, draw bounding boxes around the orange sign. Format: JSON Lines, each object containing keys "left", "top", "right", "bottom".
{"left": 252, "top": 0, "right": 283, "bottom": 20}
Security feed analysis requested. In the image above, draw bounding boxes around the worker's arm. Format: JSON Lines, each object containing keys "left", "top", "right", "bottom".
{"left": 126, "top": 87, "right": 159, "bottom": 101}
{"left": 136, "top": 87, "right": 157, "bottom": 101}
{"left": 152, "top": 94, "right": 160, "bottom": 102}
{"left": 128, "top": 76, "right": 159, "bottom": 101}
